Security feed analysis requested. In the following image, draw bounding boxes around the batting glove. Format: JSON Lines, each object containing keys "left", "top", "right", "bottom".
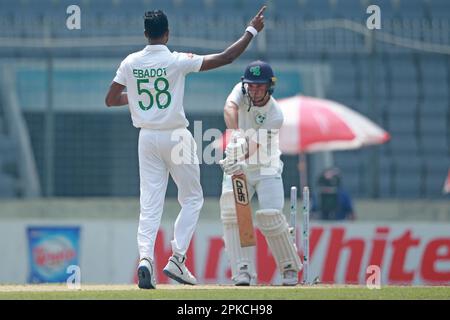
{"left": 219, "top": 157, "right": 247, "bottom": 176}
{"left": 225, "top": 137, "right": 248, "bottom": 162}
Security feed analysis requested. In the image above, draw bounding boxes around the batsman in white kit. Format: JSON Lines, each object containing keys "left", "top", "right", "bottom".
{"left": 219, "top": 61, "right": 302, "bottom": 286}
{"left": 105, "top": 7, "right": 267, "bottom": 289}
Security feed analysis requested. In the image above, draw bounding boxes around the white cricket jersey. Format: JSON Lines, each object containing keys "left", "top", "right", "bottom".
{"left": 113, "top": 45, "right": 204, "bottom": 130}
{"left": 226, "top": 83, "right": 284, "bottom": 172}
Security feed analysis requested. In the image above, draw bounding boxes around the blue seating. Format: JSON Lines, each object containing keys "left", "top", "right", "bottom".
{"left": 392, "top": 155, "right": 423, "bottom": 197}
{"left": 344, "top": 99, "right": 370, "bottom": 115}
{"left": 420, "top": 98, "right": 449, "bottom": 117}
{"left": 334, "top": 150, "right": 362, "bottom": 169}
{"left": 0, "top": 173, "right": 17, "bottom": 198}
{"left": 359, "top": 58, "right": 389, "bottom": 84}
{"left": 423, "top": 158, "right": 449, "bottom": 197}
{"left": 389, "top": 57, "right": 418, "bottom": 80}
{"left": 175, "top": 0, "right": 204, "bottom": 14}
{"left": 342, "top": 171, "right": 361, "bottom": 197}
{"left": 396, "top": 0, "right": 427, "bottom": 19}
{"left": 0, "top": 133, "right": 18, "bottom": 198}
{"left": 387, "top": 112, "right": 417, "bottom": 134}
{"left": 420, "top": 133, "right": 449, "bottom": 155}
{"left": 327, "top": 79, "right": 358, "bottom": 99}
{"left": 234, "top": 0, "right": 269, "bottom": 14}
{"left": 389, "top": 133, "right": 419, "bottom": 155}
{"left": 379, "top": 155, "right": 393, "bottom": 197}
{"left": 422, "top": 81, "right": 449, "bottom": 100}
{"left": 333, "top": 0, "right": 365, "bottom": 20}
{"left": 329, "top": 58, "right": 358, "bottom": 80}
{"left": 301, "top": 0, "right": 334, "bottom": 19}
{"left": 427, "top": 0, "right": 450, "bottom": 18}
{"left": 388, "top": 97, "right": 418, "bottom": 115}
{"left": 0, "top": 135, "right": 16, "bottom": 159}
{"left": 360, "top": 79, "right": 389, "bottom": 101}
{"left": 271, "top": 0, "right": 302, "bottom": 18}
{"left": 333, "top": 150, "right": 363, "bottom": 196}
{"left": 368, "top": 0, "right": 397, "bottom": 19}
{"left": 419, "top": 56, "right": 448, "bottom": 82}
{"left": 419, "top": 115, "right": 447, "bottom": 135}
{"left": 391, "top": 80, "right": 420, "bottom": 100}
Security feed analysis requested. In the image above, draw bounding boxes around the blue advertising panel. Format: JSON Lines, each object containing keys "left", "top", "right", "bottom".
{"left": 27, "top": 226, "right": 80, "bottom": 283}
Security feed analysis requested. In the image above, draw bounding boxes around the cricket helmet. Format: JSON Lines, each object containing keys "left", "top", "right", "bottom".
{"left": 241, "top": 60, "right": 276, "bottom": 95}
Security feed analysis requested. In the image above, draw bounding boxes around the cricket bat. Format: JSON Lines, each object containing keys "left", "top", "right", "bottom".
{"left": 231, "top": 173, "right": 256, "bottom": 247}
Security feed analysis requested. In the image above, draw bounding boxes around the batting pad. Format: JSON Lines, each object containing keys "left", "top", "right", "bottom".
{"left": 220, "top": 191, "right": 256, "bottom": 281}
{"left": 255, "top": 209, "right": 302, "bottom": 273}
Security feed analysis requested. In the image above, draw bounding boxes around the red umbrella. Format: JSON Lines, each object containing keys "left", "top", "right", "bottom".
{"left": 279, "top": 95, "right": 390, "bottom": 189}
{"left": 279, "top": 95, "right": 390, "bottom": 154}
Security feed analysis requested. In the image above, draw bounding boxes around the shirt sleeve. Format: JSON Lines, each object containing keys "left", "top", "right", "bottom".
{"left": 226, "top": 83, "right": 244, "bottom": 107}
{"left": 175, "top": 52, "right": 204, "bottom": 75}
{"left": 113, "top": 58, "right": 128, "bottom": 86}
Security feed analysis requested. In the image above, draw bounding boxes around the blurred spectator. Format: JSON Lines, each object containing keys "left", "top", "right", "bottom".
{"left": 311, "top": 167, "right": 356, "bottom": 221}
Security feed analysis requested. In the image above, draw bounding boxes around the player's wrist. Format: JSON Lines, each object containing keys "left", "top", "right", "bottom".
{"left": 230, "top": 129, "right": 245, "bottom": 141}
{"left": 245, "top": 26, "right": 258, "bottom": 37}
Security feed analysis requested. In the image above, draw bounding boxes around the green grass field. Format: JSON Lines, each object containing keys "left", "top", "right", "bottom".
{"left": 0, "top": 284, "right": 449, "bottom": 300}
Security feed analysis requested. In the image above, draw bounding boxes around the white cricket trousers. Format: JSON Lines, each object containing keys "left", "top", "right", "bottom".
{"left": 137, "top": 128, "right": 203, "bottom": 260}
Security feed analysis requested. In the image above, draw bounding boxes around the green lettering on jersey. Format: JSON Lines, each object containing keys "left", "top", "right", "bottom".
{"left": 133, "top": 68, "right": 168, "bottom": 79}
{"left": 136, "top": 76, "right": 171, "bottom": 111}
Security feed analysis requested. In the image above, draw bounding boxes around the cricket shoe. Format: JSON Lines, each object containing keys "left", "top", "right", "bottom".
{"left": 233, "top": 272, "right": 251, "bottom": 286}
{"left": 233, "top": 263, "right": 251, "bottom": 286}
{"left": 137, "top": 257, "right": 156, "bottom": 289}
{"left": 163, "top": 254, "right": 197, "bottom": 285}
{"left": 281, "top": 270, "right": 298, "bottom": 286}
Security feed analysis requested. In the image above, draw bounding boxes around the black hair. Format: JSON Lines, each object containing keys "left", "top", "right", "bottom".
{"left": 144, "top": 10, "right": 168, "bottom": 39}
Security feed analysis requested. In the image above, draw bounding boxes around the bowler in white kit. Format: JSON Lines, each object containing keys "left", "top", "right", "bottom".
{"left": 105, "top": 7, "right": 267, "bottom": 289}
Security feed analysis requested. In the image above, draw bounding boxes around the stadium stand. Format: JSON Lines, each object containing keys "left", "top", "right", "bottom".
{"left": 0, "top": 0, "right": 448, "bottom": 199}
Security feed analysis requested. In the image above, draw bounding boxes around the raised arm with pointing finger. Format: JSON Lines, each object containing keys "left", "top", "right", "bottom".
{"left": 199, "top": 5, "right": 267, "bottom": 71}
{"left": 105, "top": 6, "right": 267, "bottom": 106}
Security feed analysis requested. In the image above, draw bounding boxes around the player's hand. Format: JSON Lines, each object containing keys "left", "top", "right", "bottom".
{"left": 230, "top": 129, "right": 245, "bottom": 141}
{"left": 225, "top": 137, "right": 247, "bottom": 162}
{"left": 219, "top": 158, "right": 247, "bottom": 176}
{"left": 249, "top": 5, "right": 266, "bottom": 32}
